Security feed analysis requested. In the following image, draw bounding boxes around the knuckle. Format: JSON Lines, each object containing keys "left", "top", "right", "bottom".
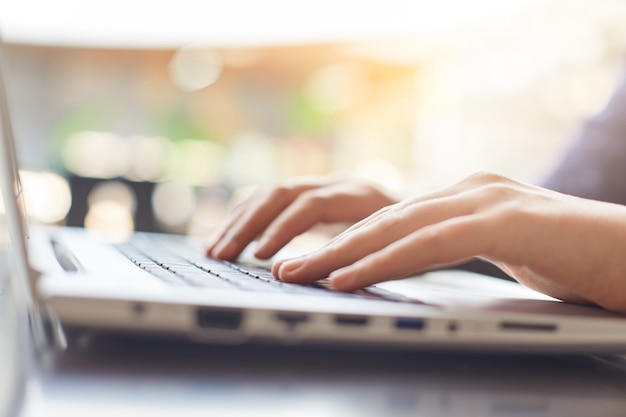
{"left": 482, "top": 182, "right": 518, "bottom": 200}
{"left": 382, "top": 211, "right": 405, "bottom": 231}
{"left": 299, "top": 190, "right": 326, "bottom": 207}
{"left": 261, "top": 185, "right": 299, "bottom": 207}
{"left": 419, "top": 225, "right": 449, "bottom": 249}
{"left": 366, "top": 208, "right": 404, "bottom": 234}
{"left": 465, "top": 170, "right": 508, "bottom": 185}
{"left": 268, "top": 185, "right": 293, "bottom": 200}
{"left": 467, "top": 180, "right": 523, "bottom": 208}
{"left": 321, "top": 243, "right": 347, "bottom": 264}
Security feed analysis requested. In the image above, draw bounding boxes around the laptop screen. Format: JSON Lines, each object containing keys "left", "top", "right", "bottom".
{"left": 0, "top": 34, "right": 38, "bottom": 304}
{"left": 0, "top": 32, "right": 31, "bottom": 416}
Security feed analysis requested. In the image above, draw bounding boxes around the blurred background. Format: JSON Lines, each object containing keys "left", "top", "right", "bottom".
{"left": 1, "top": 0, "right": 626, "bottom": 241}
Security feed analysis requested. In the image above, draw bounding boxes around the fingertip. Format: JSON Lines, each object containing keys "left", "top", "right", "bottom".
{"left": 253, "top": 251, "right": 273, "bottom": 261}
{"left": 204, "top": 240, "right": 217, "bottom": 256}
{"left": 328, "top": 269, "right": 359, "bottom": 292}
{"left": 271, "top": 259, "right": 285, "bottom": 276}
{"left": 276, "top": 259, "right": 304, "bottom": 282}
{"left": 212, "top": 240, "right": 238, "bottom": 261}
{"left": 254, "top": 239, "right": 277, "bottom": 260}
{"left": 205, "top": 241, "right": 219, "bottom": 259}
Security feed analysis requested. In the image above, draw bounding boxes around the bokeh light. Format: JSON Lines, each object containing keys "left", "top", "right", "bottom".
{"left": 169, "top": 45, "right": 223, "bottom": 92}
{"left": 174, "top": 139, "right": 227, "bottom": 186}
{"left": 87, "top": 181, "right": 136, "bottom": 214}
{"left": 84, "top": 201, "right": 134, "bottom": 242}
{"left": 185, "top": 188, "right": 230, "bottom": 237}
{"left": 225, "top": 132, "right": 280, "bottom": 188}
{"left": 61, "top": 131, "right": 130, "bottom": 179}
{"left": 19, "top": 170, "right": 71, "bottom": 224}
{"left": 304, "top": 63, "right": 368, "bottom": 113}
{"left": 84, "top": 181, "right": 136, "bottom": 242}
{"left": 152, "top": 180, "right": 196, "bottom": 230}
{"left": 126, "top": 135, "right": 173, "bottom": 183}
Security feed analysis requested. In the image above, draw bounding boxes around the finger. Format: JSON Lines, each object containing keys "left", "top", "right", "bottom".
{"left": 205, "top": 201, "right": 249, "bottom": 255}
{"left": 277, "top": 193, "right": 477, "bottom": 283}
{"left": 207, "top": 180, "right": 329, "bottom": 256}
{"left": 257, "top": 181, "right": 388, "bottom": 258}
{"left": 329, "top": 214, "right": 491, "bottom": 291}
{"left": 325, "top": 205, "right": 393, "bottom": 246}
{"left": 210, "top": 186, "right": 307, "bottom": 260}
{"left": 326, "top": 180, "right": 475, "bottom": 248}
{"left": 255, "top": 191, "right": 328, "bottom": 259}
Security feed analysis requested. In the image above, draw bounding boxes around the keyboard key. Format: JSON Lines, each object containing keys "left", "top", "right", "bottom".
{"left": 116, "top": 235, "right": 406, "bottom": 302}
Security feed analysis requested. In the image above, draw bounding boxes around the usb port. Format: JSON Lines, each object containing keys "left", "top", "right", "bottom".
{"left": 197, "top": 308, "right": 242, "bottom": 330}
{"left": 335, "top": 315, "right": 368, "bottom": 326}
{"left": 394, "top": 318, "right": 425, "bottom": 330}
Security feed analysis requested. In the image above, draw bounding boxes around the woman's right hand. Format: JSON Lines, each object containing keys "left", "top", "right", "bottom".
{"left": 206, "top": 177, "right": 398, "bottom": 261}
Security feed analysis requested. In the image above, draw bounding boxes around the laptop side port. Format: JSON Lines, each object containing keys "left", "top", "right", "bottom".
{"left": 197, "top": 308, "right": 242, "bottom": 330}
{"left": 394, "top": 317, "right": 425, "bottom": 330}
{"left": 335, "top": 315, "right": 369, "bottom": 326}
{"left": 275, "top": 312, "right": 309, "bottom": 327}
{"left": 500, "top": 322, "right": 557, "bottom": 332}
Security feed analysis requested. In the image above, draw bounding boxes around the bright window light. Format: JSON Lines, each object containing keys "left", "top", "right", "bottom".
{"left": 0, "top": 0, "right": 538, "bottom": 48}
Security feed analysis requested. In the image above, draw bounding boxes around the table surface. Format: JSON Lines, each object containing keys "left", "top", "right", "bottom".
{"left": 14, "top": 331, "right": 626, "bottom": 417}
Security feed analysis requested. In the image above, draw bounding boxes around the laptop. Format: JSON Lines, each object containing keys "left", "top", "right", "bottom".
{"left": 0, "top": 165, "right": 28, "bottom": 417}
{"left": 3, "top": 39, "right": 626, "bottom": 355}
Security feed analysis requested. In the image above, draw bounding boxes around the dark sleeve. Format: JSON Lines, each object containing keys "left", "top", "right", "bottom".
{"left": 542, "top": 73, "right": 626, "bottom": 205}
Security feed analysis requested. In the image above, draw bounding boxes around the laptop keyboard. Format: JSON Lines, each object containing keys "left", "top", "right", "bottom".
{"left": 115, "top": 234, "right": 413, "bottom": 303}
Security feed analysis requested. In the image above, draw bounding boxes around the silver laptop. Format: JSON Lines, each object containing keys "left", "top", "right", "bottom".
{"left": 3, "top": 39, "right": 626, "bottom": 354}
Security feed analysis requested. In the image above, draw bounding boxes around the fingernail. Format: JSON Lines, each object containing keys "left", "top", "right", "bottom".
{"left": 277, "top": 260, "right": 303, "bottom": 281}
{"left": 206, "top": 242, "right": 218, "bottom": 257}
{"left": 271, "top": 259, "right": 284, "bottom": 276}
{"left": 328, "top": 269, "right": 352, "bottom": 291}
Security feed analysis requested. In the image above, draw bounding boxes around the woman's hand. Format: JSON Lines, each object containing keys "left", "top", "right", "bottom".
{"left": 273, "top": 172, "right": 626, "bottom": 313}
{"left": 207, "top": 177, "right": 398, "bottom": 261}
